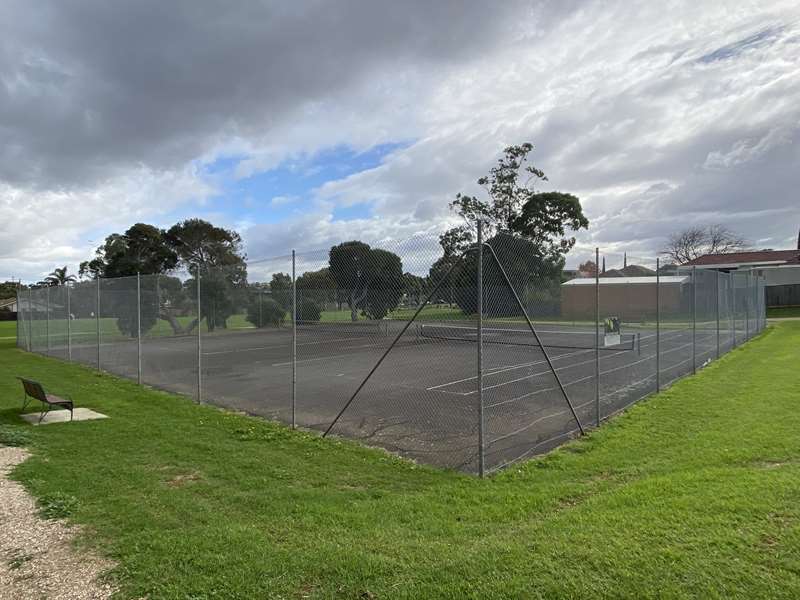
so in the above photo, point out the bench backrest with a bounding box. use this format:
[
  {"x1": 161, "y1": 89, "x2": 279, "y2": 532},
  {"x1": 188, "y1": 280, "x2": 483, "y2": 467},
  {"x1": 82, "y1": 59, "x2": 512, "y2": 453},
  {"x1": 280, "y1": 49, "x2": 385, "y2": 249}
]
[{"x1": 19, "y1": 378, "x2": 47, "y2": 402}]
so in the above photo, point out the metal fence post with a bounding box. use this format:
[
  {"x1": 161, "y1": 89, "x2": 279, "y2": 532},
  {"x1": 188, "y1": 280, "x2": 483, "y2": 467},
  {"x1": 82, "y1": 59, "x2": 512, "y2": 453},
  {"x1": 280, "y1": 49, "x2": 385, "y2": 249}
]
[
  {"x1": 595, "y1": 247, "x2": 600, "y2": 425},
  {"x1": 197, "y1": 269, "x2": 202, "y2": 403},
  {"x1": 46, "y1": 285, "x2": 50, "y2": 354},
  {"x1": 691, "y1": 266, "x2": 696, "y2": 374},
  {"x1": 745, "y1": 271, "x2": 751, "y2": 340},
  {"x1": 96, "y1": 277, "x2": 101, "y2": 369},
  {"x1": 137, "y1": 273, "x2": 142, "y2": 385},
  {"x1": 477, "y1": 220, "x2": 485, "y2": 477},
  {"x1": 656, "y1": 257, "x2": 660, "y2": 393},
  {"x1": 292, "y1": 249, "x2": 297, "y2": 429},
  {"x1": 66, "y1": 284, "x2": 72, "y2": 361},
  {"x1": 715, "y1": 270, "x2": 720, "y2": 359},
  {"x1": 731, "y1": 275, "x2": 737, "y2": 348},
  {"x1": 27, "y1": 287, "x2": 33, "y2": 351}
]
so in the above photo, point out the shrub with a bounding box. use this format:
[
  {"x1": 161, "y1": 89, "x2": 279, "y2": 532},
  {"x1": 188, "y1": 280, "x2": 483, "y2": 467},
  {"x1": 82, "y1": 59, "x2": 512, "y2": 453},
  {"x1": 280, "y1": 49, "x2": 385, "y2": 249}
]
[
  {"x1": 245, "y1": 296, "x2": 285, "y2": 328},
  {"x1": 298, "y1": 299, "x2": 322, "y2": 322}
]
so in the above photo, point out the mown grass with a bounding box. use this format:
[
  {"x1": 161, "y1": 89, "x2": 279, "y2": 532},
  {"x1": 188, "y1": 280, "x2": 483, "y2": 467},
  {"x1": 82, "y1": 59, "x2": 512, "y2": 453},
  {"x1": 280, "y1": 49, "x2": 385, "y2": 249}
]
[
  {"x1": 1, "y1": 320, "x2": 799, "y2": 598},
  {"x1": 768, "y1": 306, "x2": 800, "y2": 319}
]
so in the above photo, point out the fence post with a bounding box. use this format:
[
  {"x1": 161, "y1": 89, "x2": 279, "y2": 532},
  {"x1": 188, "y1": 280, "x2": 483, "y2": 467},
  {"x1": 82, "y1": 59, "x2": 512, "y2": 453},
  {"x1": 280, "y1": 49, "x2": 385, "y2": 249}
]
[
  {"x1": 137, "y1": 273, "x2": 142, "y2": 385},
  {"x1": 96, "y1": 277, "x2": 101, "y2": 369},
  {"x1": 691, "y1": 266, "x2": 696, "y2": 374},
  {"x1": 595, "y1": 248, "x2": 600, "y2": 426},
  {"x1": 731, "y1": 275, "x2": 737, "y2": 348},
  {"x1": 292, "y1": 249, "x2": 297, "y2": 429},
  {"x1": 66, "y1": 284, "x2": 72, "y2": 361},
  {"x1": 258, "y1": 289, "x2": 263, "y2": 328},
  {"x1": 715, "y1": 270, "x2": 720, "y2": 359},
  {"x1": 27, "y1": 287, "x2": 33, "y2": 351},
  {"x1": 745, "y1": 271, "x2": 751, "y2": 340},
  {"x1": 196, "y1": 269, "x2": 202, "y2": 403},
  {"x1": 46, "y1": 285, "x2": 50, "y2": 354},
  {"x1": 477, "y1": 220, "x2": 485, "y2": 477},
  {"x1": 656, "y1": 257, "x2": 660, "y2": 393}
]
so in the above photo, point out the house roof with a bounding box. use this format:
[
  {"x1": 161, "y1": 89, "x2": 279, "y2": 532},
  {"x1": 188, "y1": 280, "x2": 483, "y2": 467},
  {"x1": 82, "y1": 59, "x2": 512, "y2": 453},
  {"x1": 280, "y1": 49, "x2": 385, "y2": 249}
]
[
  {"x1": 563, "y1": 276, "x2": 687, "y2": 286},
  {"x1": 683, "y1": 249, "x2": 800, "y2": 267}
]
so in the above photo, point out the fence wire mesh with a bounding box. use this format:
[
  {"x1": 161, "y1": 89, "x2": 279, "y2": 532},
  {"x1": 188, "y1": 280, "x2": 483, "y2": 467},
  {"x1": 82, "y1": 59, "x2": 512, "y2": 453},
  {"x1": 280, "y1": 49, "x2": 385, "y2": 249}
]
[{"x1": 17, "y1": 227, "x2": 768, "y2": 475}]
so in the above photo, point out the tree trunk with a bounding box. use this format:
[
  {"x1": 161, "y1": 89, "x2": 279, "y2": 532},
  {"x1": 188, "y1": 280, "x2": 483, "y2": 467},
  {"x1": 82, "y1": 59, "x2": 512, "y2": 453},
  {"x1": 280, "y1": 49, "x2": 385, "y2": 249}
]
[{"x1": 159, "y1": 311, "x2": 184, "y2": 335}]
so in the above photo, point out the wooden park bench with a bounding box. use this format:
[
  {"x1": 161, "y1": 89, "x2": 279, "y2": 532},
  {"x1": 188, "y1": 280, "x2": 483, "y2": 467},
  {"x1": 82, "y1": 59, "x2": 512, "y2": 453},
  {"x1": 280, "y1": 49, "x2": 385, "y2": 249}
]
[{"x1": 17, "y1": 377, "x2": 74, "y2": 423}]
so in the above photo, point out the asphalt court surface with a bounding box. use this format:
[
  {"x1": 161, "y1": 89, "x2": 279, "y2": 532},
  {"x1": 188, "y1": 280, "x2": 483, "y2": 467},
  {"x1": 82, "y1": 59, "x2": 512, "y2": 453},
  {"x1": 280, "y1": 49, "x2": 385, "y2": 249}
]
[{"x1": 36, "y1": 317, "x2": 754, "y2": 472}]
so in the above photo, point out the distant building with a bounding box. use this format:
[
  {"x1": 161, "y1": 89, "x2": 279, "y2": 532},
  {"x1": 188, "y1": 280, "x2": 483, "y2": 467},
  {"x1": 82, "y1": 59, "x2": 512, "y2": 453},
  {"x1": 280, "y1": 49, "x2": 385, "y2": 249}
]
[
  {"x1": 561, "y1": 275, "x2": 689, "y2": 322},
  {"x1": 683, "y1": 245, "x2": 800, "y2": 308}
]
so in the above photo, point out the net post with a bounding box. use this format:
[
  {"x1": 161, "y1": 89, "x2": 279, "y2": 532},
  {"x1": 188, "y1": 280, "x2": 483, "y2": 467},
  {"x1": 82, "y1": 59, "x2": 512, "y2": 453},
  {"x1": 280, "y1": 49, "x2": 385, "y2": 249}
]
[
  {"x1": 46, "y1": 285, "x2": 50, "y2": 354},
  {"x1": 258, "y1": 289, "x2": 263, "y2": 328},
  {"x1": 196, "y1": 268, "x2": 202, "y2": 403},
  {"x1": 137, "y1": 272, "x2": 142, "y2": 385},
  {"x1": 66, "y1": 284, "x2": 72, "y2": 361},
  {"x1": 715, "y1": 269, "x2": 720, "y2": 359},
  {"x1": 292, "y1": 249, "x2": 297, "y2": 429},
  {"x1": 96, "y1": 277, "x2": 101, "y2": 370},
  {"x1": 477, "y1": 220, "x2": 485, "y2": 478},
  {"x1": 595, "y1": 247, "x2": 600, "y2": 427},
  {"x1": 656, "y1": 257, "x2": 660, "y2": 393}
]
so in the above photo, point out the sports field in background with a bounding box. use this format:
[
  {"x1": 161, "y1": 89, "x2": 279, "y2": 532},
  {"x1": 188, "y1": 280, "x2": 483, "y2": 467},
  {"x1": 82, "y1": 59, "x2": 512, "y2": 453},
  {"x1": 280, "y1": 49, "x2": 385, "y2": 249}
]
[{"x1": 1, "y1": 320, "x2": 799, "y2": 598}]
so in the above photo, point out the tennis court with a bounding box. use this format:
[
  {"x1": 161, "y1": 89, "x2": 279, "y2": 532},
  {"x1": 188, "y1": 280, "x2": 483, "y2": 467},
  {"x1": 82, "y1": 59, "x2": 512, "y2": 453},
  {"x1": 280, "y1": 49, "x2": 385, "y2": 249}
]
[
  {"x1": 43, "y1": 317, "x2": 730, "y2": 472},
  {"x1": 17, "y1": 231, "x2": 767, "y2": 474}
]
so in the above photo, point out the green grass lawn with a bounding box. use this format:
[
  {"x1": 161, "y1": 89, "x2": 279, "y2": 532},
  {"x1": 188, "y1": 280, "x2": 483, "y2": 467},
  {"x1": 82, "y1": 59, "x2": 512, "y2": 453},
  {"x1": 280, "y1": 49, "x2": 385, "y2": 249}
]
[
  {"x1": 768, "y1": 306, "x2": 800, "y2": 319},
  {"x1": 1, "y1": 320, "x2": 799, "y2": 598}
]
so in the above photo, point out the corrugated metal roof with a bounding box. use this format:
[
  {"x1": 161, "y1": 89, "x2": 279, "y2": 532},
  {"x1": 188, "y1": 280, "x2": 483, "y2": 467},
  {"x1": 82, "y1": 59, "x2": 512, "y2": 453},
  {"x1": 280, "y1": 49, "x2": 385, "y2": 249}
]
[{"x1": 562, "y1": 276, "x2": 687, "y2": 286}]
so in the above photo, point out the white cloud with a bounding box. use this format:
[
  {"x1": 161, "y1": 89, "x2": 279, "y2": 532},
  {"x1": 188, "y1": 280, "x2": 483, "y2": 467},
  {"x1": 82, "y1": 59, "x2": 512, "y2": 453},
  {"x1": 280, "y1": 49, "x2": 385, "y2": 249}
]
[{"x1": 2, "y1": 0, "x2": 800, "y2": 282}]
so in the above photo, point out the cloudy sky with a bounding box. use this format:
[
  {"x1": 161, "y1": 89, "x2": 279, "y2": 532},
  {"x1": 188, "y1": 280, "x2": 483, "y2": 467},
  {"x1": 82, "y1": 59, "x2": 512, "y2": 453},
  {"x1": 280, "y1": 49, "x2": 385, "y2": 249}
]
[{"x1": 1, "y1": 0, "x2": 799, "y2": 282}]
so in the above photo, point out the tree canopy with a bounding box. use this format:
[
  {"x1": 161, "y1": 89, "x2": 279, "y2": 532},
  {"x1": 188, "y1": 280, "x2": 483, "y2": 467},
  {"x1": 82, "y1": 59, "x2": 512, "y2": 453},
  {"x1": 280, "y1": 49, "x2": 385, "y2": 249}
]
[
  {"x1": 79, "y1": 223, "x2": 178, "y2": 279},
  {"x1": 328, "y1": 241, "x2": 404, "y2": 320},
  {"x1": 662, "y1": 225, "x2": 747, "y2": 264},
  {"x1": 436, "y1": 143, "x2": 588, "y2": 317}
]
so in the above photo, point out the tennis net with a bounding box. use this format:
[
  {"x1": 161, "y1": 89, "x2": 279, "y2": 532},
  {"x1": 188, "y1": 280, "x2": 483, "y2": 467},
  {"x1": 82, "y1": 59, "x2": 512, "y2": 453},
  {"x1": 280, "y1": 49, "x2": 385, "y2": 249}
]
[{"x1": 417, "y1": 323, "x2": 636, "y2": 351}]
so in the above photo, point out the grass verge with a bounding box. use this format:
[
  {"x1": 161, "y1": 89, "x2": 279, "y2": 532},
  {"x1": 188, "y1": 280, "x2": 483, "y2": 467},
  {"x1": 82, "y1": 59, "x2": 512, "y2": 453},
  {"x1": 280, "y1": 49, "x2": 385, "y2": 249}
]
[
  {"x1": 1, "y1": 321, "x2": 799, "y2": 598},
  {"x1": 768, "y1": 306, "x2": 800, "y2": 319}
]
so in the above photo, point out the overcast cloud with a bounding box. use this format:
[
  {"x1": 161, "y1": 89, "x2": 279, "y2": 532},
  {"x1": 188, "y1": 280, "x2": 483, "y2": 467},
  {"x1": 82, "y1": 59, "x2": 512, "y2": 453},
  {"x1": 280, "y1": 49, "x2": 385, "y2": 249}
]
[{"x1": 1, "y1": 0, "x2": 798, "y2": 281}]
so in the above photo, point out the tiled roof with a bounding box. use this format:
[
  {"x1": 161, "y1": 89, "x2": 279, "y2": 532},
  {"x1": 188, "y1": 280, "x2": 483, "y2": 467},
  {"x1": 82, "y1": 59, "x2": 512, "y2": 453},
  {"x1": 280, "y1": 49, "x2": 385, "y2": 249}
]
[{"x1": 683, "y1": 249, "x2": 800, "y2": 266}]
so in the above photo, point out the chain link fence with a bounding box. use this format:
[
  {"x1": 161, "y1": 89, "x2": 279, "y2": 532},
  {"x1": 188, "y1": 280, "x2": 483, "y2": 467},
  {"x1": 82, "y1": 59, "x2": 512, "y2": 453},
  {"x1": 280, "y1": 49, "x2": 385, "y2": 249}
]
[{"x1": 17, "y1": 225, "x2": 767, "y2": 475}]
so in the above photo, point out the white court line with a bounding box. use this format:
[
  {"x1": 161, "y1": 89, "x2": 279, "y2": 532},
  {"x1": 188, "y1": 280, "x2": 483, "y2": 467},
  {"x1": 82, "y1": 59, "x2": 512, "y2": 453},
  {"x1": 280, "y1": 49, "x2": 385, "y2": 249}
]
[
  {"x1": 486, "y1": 337, "x2": 698, "y2": 409},
  {"x1": 204, "y1": 334, "x2": 380, "y2": 356},
  {"x1": 425, "y1": 348, "x2": 594, "y2": 391},
  {"x1": 426, "y1": 327, "x2": 673, "y2": 394}
]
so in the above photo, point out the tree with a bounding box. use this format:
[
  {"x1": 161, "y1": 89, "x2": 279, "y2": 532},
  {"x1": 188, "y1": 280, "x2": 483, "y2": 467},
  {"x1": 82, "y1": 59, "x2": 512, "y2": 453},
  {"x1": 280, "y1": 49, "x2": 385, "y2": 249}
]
[
  {"x1": 166, "y1": 219, "x2": 248, "y2": 332},
  {"x1": 45, "y1": 266, "x2": 77, "y2": 286},
  {"x1": 434, "y1": 143, "x2": 588, "y2": 316},
  {"x1": 663, "y1": 225, "x2": 748, "y2": 264},
  {"x1": 403, "y1": 273, "x2": 426, "y2": 306},
  {"x1": 269, "y1": 273, "x2": 292, "y2": 310},
  {"x1": 444, "y1": 143, "x2": 588, "y2": 255},
  {"x1": 296, "y1": 268, "x2": 336, "y2": 306},
  {"x1": 328, "y1": 241, "x2": 404, "y2": 321},
  {"x1": 362, "y1": 249, "x2": 404, "y2": 320},
  {"x1": 79, "y1": 224, "x2": 178, "y2": 279},
  {"x1": 0, "y1": 281, "x2": 20, "y2": 300},
  {"x1": 80, "y1": 224, "x2": 182, "y2": 335},
  {"x1": 578, "y1": 260, "x2": 598, "y2": 277}
]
